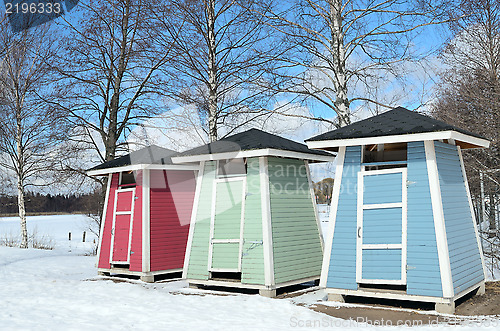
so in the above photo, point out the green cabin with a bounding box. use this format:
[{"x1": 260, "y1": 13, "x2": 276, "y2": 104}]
[{"x1": 172, "y1": 129, "x2": 334, "y2": 297}]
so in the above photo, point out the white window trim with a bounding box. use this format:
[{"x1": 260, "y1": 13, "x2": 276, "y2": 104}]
[
  {"x1": 96, "y1": 173, "x2": 112, "y2": 268},
  {"x1": 141, "y1": 169, "x2": 151, "y2": 273},
  {"x1": 182, "y1": 162, "x2": 205, "y2": 279},
  {"x1": 319, "y1": 146, "x2": 346, "y2": 288},
  {"x1": 260, "y1": 157, "x2": 275, "y2": 287},
  {"x1": 425, "y1": 140, "x2": 454, "y2": 298}
]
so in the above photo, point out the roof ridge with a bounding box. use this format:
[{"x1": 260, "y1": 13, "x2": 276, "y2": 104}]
[{"x1": 176, "y1": 128, "x2": 332, "y2": 158}]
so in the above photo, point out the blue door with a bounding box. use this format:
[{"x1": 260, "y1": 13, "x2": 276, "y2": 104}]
[{"x1": 357, "y1": 168, "x2": 407, "y2": 285}]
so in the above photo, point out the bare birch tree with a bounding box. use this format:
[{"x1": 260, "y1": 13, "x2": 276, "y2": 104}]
[
  {"x1": 34, "y1": 0, "x2": 182, "y2": 236},
  {"x1": 432, "y1": 0, "x2": 500, "y2": 275},
  {"x1": 252, "y1": 0, "x2": 453, "y2": 127},
  {"x1": 433, "y1": 0, "x2": 500, "y2": 227},
  {"x1": 50, "y1": 0, "x2": 178, "y2": 168},
  {"x1": 0, "y1": 20, "x2": 65, "y2": 248},
  {"x1": 158, "y1": 0, "x2": 282, "y2": 141}
]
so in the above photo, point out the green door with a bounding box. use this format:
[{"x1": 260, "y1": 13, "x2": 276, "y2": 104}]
[{"x1": 209, "y1": 178, "x2": 246, "y2": 272}]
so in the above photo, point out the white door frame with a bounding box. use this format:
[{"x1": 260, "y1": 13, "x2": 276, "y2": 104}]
[
  {"x1": 208, "y1": 176, "x2": 247, "y2": 273},
  {"x1": 356, "y1": 168, "x2": 408, "y2": 285},
  {"x1": 110, "y1": 187, "x2": 136, "y2": 264}
]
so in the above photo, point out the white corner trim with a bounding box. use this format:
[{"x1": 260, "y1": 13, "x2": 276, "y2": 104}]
[
  {"x1": 182, "y1": 161, "x2": 205, "y2": 279},
  {"x1": 260, "y1": 157, "x2": 275, "y2": 286},
  {"x1": 206, "y1": 166, "x2": 219, "y2": 271},
  {"x1": 320, "y1": 146, "x2": 346, "y2": 288},
  {"x1": 96, "y1": 173, "x2": 112, "y2": 268},
  {"x1": 238, "y1": 177, "x2": 247, "y2": 272},
  {"x1": 306, "y1": 131, "x2": 490, "y2": 150},
  {"x1": 305, "y1": 160, "x2": 324, "y2": 250},
  {"x1": 401, "y1": 168, "x2": 408, "y2": 285},
  {"x1": 457, "y1": 146, "x2": 487, "y2": 279},
  {"x1": 425, "y1": 140, "x2": 454, "y2": 298},
  {"x1": 171, "y1": 148, "x2": 335, "y2": 164},
  {"x1": 359, "y1": 168, "x2": 407, "y2": 176},
  {"x1": 145, "y1": 164, "x2": 200, "y2": 170},
  {"x1": 142, "y1": 169, "x2": 151, "y2": 273},
  {"x1": 127, "y1": 188, "x2": 136, "y2": 265}
]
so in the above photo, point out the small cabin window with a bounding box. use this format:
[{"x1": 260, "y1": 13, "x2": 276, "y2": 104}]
[
  {"x1": 363, "y1": 143, "x2": 407, "y2": 170},
  {"x1": 217, "y1": 159, "x2": 246, "y2": 177},
  {"x1": 120, "y1": 171, "x2": 136, "y2": 186}
]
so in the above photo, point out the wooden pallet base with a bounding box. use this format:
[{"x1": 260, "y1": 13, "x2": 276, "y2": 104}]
[
  {"x1": 326, "y1": 281, "x2": 485, "y2": 314},
  {"x1": 187, "y1": 275, "x2": 319, "y2": 298},
  {"x1": 97, "y1": 268, "x2": 182, "y2": 283}
]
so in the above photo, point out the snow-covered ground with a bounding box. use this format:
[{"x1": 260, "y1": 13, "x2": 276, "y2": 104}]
[
  {"x1": 0, "y1": 214, "x2": 98, "y2": 253},
  {"x1": 0, "y1": 214, "x2": 498, "y2": 330}
]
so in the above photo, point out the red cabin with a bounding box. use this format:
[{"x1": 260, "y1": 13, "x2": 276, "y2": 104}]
[{"x1": 88, "y1": 146, "x2": 198, "y2": 282}]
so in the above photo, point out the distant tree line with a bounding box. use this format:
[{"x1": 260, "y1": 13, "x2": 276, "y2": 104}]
[{"x1": 0, "y1": 192, "x2": 101, "y2": 215}]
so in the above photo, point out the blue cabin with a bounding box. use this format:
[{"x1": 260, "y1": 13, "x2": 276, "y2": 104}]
[{"x1": 306, "y1": 107, "x2": 490, "y2": 313}]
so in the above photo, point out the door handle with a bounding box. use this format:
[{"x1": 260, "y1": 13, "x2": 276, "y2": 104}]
[{"x1": 357, "y1": 227, "x2": 361, "y2": 238}]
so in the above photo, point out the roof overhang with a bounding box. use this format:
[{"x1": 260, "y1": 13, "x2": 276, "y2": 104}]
[
  {"x1": 171, "y1": 148, "x2": 335, "y2": 164},
  {"x1": 306, "y1": 130, "x2": 490, "y2": 151},
  {"x1": 87, "y1": 163, "x2": 200, "y2": 176}
]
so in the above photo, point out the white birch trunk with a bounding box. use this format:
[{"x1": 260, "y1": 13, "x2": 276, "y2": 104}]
[
  {"x1": 16, "y1": 114, "x2": 28, "y2": 249},
  {"x1": 330, "y1": 0, "x2": 350, "y2": 127},
  {"x1": 17, "y1": 177, "x2": 28, "y2": 249},
  {"x1": 207, "y1": 0, "x2": 218, "y2": 142}
]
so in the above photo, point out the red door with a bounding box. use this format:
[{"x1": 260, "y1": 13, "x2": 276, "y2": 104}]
[{"x1": 110, "y1": 188, "x2": 135, "y2": 263}]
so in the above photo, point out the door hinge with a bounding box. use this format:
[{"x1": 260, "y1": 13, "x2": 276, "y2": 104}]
[
  {"x1": 406, "y1": 265, "x2": 416, "y2": 270},
  {"x1": 406, "y1": 180, "x2": 416, "y2": 187},
  {"x1": 134, "y1": 196, "x2": 139, "y2": 200}
]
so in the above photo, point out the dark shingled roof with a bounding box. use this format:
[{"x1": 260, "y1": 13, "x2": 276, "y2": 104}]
[
  {"x1": 88, "y1": 145, "x2": 177, "y2": 172},
  {"x1": 176, "y1": 128, "x2": 332, "y2": 157},
  {"x1": 306, "y1": 107, "x2": 485, "y2": 142}
]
